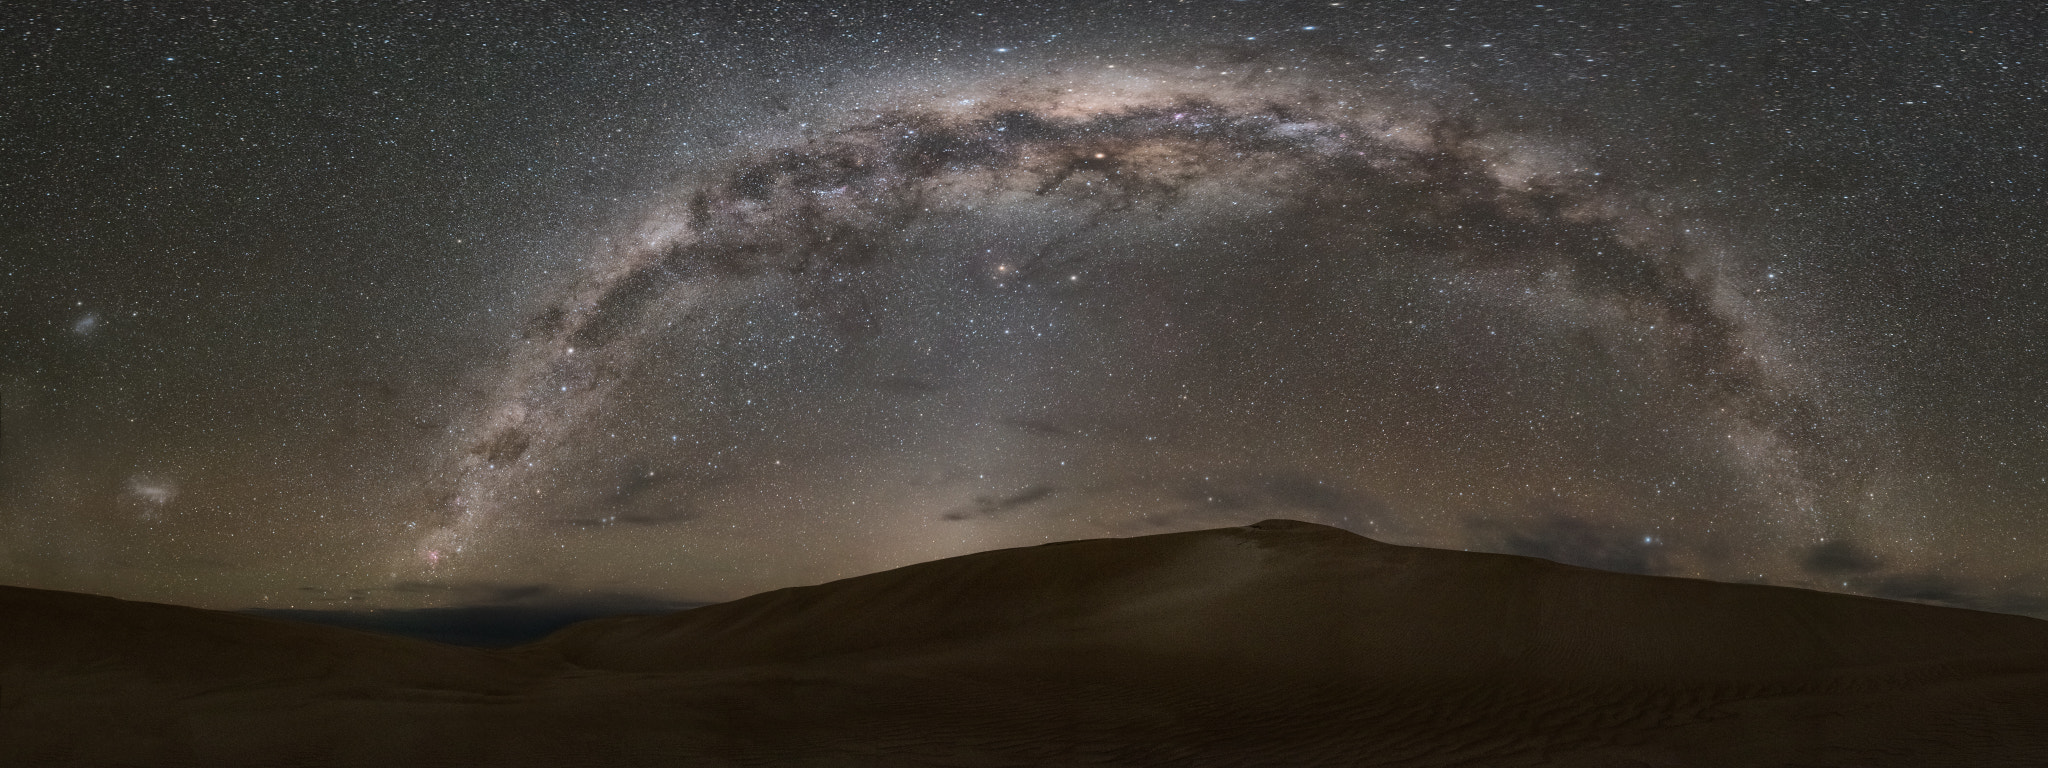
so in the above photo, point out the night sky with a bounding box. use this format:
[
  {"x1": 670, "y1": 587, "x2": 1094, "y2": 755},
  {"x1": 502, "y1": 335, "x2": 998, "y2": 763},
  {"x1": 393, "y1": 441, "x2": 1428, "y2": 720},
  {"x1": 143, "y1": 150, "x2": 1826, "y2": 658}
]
[{"x1": 4, "y1": 1, "x2": 2044, "y2": 616}]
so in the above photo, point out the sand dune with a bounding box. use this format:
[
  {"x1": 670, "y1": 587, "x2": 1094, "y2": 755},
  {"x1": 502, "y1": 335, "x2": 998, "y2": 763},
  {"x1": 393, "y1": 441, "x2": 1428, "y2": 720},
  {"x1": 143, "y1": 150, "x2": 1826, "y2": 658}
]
[{"x1": 7, "y1": 520, "x2": 2047, "y2": 766}]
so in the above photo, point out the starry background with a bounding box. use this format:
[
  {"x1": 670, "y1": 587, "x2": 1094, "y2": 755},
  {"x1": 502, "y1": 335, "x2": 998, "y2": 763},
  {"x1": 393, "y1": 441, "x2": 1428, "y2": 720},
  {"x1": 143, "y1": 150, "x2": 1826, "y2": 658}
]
[{"x1": 2, "y1": 0, "x2": 2044, "y2": 618}]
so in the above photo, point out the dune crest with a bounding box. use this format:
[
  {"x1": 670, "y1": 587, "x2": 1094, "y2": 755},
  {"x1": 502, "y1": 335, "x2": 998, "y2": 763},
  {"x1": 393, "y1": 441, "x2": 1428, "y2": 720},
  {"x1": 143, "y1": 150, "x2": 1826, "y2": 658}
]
[{"x1": 7, "y1": 520, "x2": 2048, "y2": 766}]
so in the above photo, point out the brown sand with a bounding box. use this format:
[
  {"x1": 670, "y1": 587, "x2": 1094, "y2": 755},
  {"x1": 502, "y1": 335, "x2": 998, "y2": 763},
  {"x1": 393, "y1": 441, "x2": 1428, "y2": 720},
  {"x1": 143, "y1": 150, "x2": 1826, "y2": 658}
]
[{"x1": 6, "y1": 520, "x2": 2047, "y2": 766}]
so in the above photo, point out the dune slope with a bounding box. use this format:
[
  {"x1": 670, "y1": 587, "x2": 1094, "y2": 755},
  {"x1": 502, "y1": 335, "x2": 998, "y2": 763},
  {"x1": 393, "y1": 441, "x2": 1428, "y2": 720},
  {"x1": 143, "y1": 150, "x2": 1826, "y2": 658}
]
[{"x1": 7, "y1": 520, "x2": 2048, "y2": 766}]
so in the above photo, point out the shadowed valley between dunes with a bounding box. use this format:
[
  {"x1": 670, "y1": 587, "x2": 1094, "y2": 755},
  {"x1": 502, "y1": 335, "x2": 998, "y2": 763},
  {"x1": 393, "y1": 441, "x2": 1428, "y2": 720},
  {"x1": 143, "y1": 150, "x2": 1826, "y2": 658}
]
[{"x1": 6, "y1": 520, "x2": 2048, "y2": 766}]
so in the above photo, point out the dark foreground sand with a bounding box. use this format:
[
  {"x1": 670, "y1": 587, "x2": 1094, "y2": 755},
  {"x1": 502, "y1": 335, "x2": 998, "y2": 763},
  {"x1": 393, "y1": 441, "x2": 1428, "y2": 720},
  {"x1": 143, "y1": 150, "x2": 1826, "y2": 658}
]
[{"x1": 6, "y1": 520, "x2": 2047, "y2": 766}]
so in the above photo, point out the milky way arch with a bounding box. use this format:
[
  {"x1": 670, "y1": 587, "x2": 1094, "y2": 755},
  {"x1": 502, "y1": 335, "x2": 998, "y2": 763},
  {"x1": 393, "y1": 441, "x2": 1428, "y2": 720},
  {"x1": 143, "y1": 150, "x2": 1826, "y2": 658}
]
[{"x1": 407, "y1": 77, "x2": 1812, "y2": 570}]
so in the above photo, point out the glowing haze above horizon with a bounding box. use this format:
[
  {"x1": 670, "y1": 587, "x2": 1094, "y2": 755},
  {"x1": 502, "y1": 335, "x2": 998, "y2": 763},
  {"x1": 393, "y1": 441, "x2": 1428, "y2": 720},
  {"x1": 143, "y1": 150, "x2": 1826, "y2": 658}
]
[{"x1": 3, "y1": 0, "x2": 2044, "y2": 615}]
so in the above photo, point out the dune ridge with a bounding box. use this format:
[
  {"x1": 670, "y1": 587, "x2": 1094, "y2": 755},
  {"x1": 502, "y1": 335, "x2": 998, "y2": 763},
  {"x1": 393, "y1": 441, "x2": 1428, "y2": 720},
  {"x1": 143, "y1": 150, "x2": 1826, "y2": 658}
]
[{"x1": 6, "y1": 520, "x2": 2047, "y2": 766}]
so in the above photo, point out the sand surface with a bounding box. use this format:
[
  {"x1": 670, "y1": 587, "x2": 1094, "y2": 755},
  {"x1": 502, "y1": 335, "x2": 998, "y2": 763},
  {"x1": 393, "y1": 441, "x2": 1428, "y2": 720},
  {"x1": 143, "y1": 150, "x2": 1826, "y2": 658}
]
[{"x1": 6, "y1": 520, "x2": 2047, "y2": 766}]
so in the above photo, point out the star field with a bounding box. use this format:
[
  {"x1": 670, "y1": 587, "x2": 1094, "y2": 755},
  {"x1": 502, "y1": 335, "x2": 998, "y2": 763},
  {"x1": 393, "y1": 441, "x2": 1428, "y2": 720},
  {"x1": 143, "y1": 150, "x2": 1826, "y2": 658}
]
[{"x1": 2, "y1": 0, "x2": 2044, "y2": 614}]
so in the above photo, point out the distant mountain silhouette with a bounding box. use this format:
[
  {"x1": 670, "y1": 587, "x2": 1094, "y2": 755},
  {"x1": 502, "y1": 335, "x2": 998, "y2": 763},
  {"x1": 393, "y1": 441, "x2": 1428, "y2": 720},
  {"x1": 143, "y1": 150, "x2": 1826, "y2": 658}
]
[
  {"x1": 248, "y1": 600, "x2": 704, "y2": 648},
  {"x1": 6, "y1": 520, "x2": 2047, "y2": 765}
]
